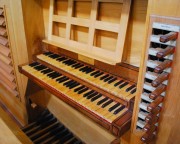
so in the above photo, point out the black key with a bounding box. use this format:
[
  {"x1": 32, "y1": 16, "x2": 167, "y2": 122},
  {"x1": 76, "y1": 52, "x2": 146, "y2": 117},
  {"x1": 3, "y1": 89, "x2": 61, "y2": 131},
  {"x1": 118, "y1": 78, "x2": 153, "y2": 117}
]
[
  {"x1": 83, "y1": 67, "x2": 91, "y2": 73},
  {"x1": 87, "y1": 92, "x2": 98, "y2": 99},
  {"x1": 68, "y1": 60, "x2": 77, "y2": 66},
  {"x1": 130, "y1": 88, "x2": 136, "y2": 94},
  {"x1": 74, "y1": 85, "x2": 85, "y2": 92},
  {"x1": 56, "y1": 76, "x2": 66, "y2": 82},
  {"x1": 78, "y1": 87, "x2": 89, "y2": 94},
  {"x1": 75, "y1": 64, "x2": 84, "y2": 69},
  {"x1": 47, "y1": 71, "x2": 57, "y2": 77},
  {"x1": 114, "y1": 80, "x2": 124, "y2": 87},
  {"x1": 59, "y1": 133, "x2": 74, "y2": 143},
  {"x1": 100, "y1": 74, "x2": 109, "y2": 80},
  {"x1": 104, "y1": 76, "x2": 114, "y2": 82},
  {"x1": 81, "y1": 66, "x2": 89, "y2": 72},
  {"x1": 63, "y1": 80, "x2": 74, "y2": 86},
  {"x1": 94, "y1": 72, "x2": 104, "y2": 78},
  {"x1": 48, "y1": 54, "x2": 60, "y2": 59},
  {"x1": 108, "y1": 77, "x2": 117, "y2": 84},
  {"x1": 29, "y1": 62, "x2": 39, "y2": 67},
  {"x1": 109, "y1": 103, "x2": 120, "y2": 112},
  {"x1": 114, "y1": 105, "x2": 125, "y2": 114},
  {"x1": 51, "y1": 73, "x2": 61, "y2": 79},
  {"x1": 79, "y1": 66, "x2": 88, "y2": 71},
  {"x1": 91, "y1": 94, "x2": 102, "y2": 102},
  {"x1": 34, "y1": 65, "x2": 47, "y2": 71},
  {"x1": 126, "y1": 84, "x2": 136, "y2": 92},
  {"x1": 90, "y1": 70, "x2": 100, "y2": 76},
  {"x1": 43, "y1": 51, "x2": 53, "y2": 56},
  {"x1": 102, "y1": 99, "x2": 113, "y2": 108},
  {"x1": 72, "y1": 63, "x2": 80, "y2": 68},
  {"x1": 56, "y1": 57, "x2": 67, "y2": 62},
  {"x1": 97, "y1": 97, "x2": 108, "y2": 105},
  {"x1": 62, "y1": 59, "x2": 70, "y2": 64},
  {"x1": 119, "y1": 82, "x2": 129, "y2": 89},
  {"x1": 86, "y1": 68, "x2": 95, "y2": 74},
  {"x1": 69, "y1": 83, "x2": 80, "y2": 89},
  {"x1": 41, "y1": 68, "x2": 53, "y2": 74},
  {"x1": 66, "y1": 81, "x2": 77, "y2": 87},
  {"x1": 58, "y1": 77, "x2": 69, "y2": 83},
  {"x1": 83, "y1": 90, "x2": 95, "y2": 97}
]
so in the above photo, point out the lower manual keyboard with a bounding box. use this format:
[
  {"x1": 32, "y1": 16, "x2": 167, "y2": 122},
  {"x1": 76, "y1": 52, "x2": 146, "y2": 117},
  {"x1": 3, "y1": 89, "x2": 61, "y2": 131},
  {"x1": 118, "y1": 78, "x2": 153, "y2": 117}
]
[{"x1": 19, "y1": 62, "x2": 132, "y2": 136}]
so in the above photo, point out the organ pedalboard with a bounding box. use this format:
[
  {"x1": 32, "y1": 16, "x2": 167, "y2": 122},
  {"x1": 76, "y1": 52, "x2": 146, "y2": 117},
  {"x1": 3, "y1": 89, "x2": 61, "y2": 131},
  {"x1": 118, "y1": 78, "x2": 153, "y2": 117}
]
[
  {"x1": 18, "y1": 51, "x2": 137, "y2": 137},
  {"x1": 135, "y1": 16, "x2": 179, "y2": 143}
]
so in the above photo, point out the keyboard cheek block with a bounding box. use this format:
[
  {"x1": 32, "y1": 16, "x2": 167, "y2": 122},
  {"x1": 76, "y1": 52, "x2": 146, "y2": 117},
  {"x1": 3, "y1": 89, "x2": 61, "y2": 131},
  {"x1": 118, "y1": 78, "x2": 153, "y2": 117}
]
[{"x1": 18, "y1": 63, "x2": 132, "y2": 137}]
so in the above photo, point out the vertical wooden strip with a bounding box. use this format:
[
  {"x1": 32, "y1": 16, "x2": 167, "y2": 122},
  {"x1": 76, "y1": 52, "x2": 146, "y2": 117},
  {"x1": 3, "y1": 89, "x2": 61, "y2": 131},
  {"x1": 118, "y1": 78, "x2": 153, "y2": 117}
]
[
  {"x1": 48, "y1": 0, "x2": 54, "y2": 40},
  {"x1": 88, "y1": 0, "x2": 98, "y2": 51},
  {"x1": 66, "y1": 0, "x2": 73, "y2": 43},
  {"x1": 116, "y1": 0, "x2": 131, "y2": 62}
]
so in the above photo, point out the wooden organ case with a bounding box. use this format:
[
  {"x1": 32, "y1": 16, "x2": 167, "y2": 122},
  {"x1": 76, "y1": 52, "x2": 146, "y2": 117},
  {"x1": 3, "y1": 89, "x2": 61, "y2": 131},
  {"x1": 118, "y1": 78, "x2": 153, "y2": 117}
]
[{"x1": 0, "y1": 0, "x2": 180, "y2": 144}]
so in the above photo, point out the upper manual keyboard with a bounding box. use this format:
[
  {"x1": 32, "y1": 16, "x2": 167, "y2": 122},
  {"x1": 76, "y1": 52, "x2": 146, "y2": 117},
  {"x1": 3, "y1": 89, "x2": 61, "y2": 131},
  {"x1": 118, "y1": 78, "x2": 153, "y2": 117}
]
[{"x1": 36, "y1": 52, "x2": 137, "y2": 101}]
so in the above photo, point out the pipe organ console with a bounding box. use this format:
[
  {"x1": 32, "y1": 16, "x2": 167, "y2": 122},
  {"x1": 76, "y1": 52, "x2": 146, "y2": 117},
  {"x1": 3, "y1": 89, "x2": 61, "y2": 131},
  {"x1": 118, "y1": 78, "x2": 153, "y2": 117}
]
[{"x1": 0, "y1": 0, "x2": 180, "y2": 144}]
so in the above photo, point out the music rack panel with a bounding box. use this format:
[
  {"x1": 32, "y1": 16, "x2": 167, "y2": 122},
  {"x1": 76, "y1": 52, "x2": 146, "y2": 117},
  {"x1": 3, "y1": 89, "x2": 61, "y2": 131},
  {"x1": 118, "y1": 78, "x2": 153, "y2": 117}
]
[
  {"x1": 135, "y1": 15, "x2": 180, "y2": 143},
  {"x1": 0, "y1": 7, "x2": 19, "y2": 98},
  {"x1": 44, "y1": 0, "x2": 131, "y2": 65}
]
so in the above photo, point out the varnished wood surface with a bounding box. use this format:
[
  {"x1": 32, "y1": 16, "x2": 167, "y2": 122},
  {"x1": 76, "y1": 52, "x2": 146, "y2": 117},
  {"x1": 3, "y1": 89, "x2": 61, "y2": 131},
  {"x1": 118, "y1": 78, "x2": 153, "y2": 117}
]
[{"x1": 0, "y1": 103, "x2": 32, "y2": 144}]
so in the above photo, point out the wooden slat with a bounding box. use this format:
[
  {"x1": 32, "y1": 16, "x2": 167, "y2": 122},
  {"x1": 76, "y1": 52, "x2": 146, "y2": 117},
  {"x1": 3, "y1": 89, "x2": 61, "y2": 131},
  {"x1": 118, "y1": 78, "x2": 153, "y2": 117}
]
[
  {"x1": 65, "y1": 0, "x2": 73, "y2": 42},
  {"x1": 0, "y1": 80, "x2": 18, "y2": 97},
  {"x1": 74, "y1": 0, "x2": 123, "y2": 2},
  {"x1": 0, "y1": 52, "x2": 11, "y2": 65},
  {"x1": 0, "y1": 68, "x2": 15, "y2": 82},
  {"x1": 0, "y1": 9, "x2": 4, "y2": 16},
  {"x1": 52, "y1": 15, "x2": 67, "y2": 23},
  {"x1": 98, "y1": 0, "x2": 124, "y2": 3},
  {"x1": 88, "y1": 0, "x2": 98, "y2": 50},
  {"x1": 48, "y1": 0, "x2": 54, "y2": 40},
  {"x1": 0, "y1": 72, "x2": 17, "y2": 90},
  {"x1": 0, "y1": 36, "x2": 8, "y2": 46},
  {"x1": 0, "y1": 27, "x2": 7, "y2": 36},
  {"x1": 0, "y1": 60, "x2": 13, "y2": 74},
  {"x1": 115, "y1": 0, "x2": 131, "y2": 61},
  {"x1": 71, "y1": 17, "x2": 90, "y2": 27},
  {"x1": 0, "y1": 44, "x2": 10, "y2": 56},
  {"x1": 0, "y1": 17, "x2": 5, "y2": 26},
  {"x1": 95, "y1": 21, "x2": 119, "y2": 32}
]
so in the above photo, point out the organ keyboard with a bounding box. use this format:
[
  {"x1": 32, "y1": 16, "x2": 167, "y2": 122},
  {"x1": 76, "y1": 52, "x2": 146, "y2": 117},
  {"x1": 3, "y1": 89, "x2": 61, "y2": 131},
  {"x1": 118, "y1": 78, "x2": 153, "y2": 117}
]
[
  {"x1": 36, "y1": 52, "x2": 137, "y2": 102},
  {"x1": 19, "y1": 51, "x2": 136, "y2": 137}
]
